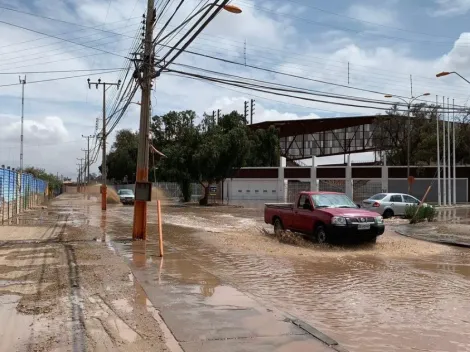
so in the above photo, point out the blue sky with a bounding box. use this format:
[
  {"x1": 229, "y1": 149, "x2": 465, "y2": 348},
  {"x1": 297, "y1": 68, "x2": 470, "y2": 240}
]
[{"x1": 0, "y1": 0, "x2": 469, "y2": 176}]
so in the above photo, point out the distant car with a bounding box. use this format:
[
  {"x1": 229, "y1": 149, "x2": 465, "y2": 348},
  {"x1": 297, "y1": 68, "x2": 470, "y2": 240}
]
[
  {"x1": 117, "y1": 189, "x2": 135, "y2": 205},
  {"x1": 362, "y1": 193, "x2": 431, "y2": 218}
]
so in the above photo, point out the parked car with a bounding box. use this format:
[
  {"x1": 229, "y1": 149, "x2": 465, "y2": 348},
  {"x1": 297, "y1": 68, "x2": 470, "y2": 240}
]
[
  {"x1": 117, "y1": 189, "x2": 135, "y2": 205},
  {"x1": 362, "y1": 193, "x2": 431, "y2": 218},
  {"x1": 264, "y1": 191, "x2": 385, "y2": 244}
]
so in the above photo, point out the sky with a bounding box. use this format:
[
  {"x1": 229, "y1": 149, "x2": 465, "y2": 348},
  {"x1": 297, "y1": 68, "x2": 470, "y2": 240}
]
[{"x1": 0, "y1": 0, "x2": 469, "y2": 177}]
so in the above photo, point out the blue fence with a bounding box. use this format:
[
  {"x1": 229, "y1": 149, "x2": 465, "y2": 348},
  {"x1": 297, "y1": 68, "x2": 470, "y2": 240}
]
[{"x1": 0, "y1": 167, "x2": 48, "y2": 224}]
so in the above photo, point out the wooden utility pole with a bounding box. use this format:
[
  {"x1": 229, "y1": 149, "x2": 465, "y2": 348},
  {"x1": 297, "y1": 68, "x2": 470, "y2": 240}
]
[
  {"x1": 76, "y1": 158, "x2": 84, "y2": 193},
  {"x1": 132, "y1": 0, "x2": 156, "y2": 240},
  {"x1": 87, "y1": 79, "x2": 121, "y2": 210}
]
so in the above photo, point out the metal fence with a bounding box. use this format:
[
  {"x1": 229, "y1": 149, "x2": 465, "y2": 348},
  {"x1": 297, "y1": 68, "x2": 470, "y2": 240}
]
[
  {"x1": 0, "y1": 167, "x2": 48, "y2": 224},
  {"x1": 113, "y1": 182, "x2": 204, "y2": 202}
]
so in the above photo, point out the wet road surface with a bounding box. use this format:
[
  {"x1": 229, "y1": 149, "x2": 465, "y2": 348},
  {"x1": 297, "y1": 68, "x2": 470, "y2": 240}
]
[{"x1": 96, "y1": 202, "x2": 470, "y2": 352}]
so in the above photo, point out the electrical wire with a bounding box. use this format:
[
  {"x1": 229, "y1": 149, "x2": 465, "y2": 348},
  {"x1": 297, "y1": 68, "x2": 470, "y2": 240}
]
[
  {"x1": 0, "y1": 19, "x2": 130, "y2": 59},
  {"x1": 0, "y1": 68, "x2": 126, "y2": 75},
  {"x1": 0, "y1": 70, "x2": 123, "y2": 88},
  {"x1": 157, "y1": 43, "x2": 470, "y2": 109}
]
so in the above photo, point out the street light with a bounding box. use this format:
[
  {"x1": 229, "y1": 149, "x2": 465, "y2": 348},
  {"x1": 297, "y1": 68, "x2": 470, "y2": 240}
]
[
  {"x1": 384, "y1": 92, "x2": 431, "y2": 194},
  {"x1": 154, "y1": 3, "x2": 242, "y2": 45},
  {"x1": 436, "y1": 71, "x2": 470, "y2": 84}
]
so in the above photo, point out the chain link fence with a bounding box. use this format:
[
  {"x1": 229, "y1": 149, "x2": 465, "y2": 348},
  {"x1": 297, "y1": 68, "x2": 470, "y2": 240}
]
[
  {"x1": 0, "y1": 167, "x2": 49, "y2": 224},
  {"x1": 352, "y1": 180, "x2": 383, "y2": 202}
]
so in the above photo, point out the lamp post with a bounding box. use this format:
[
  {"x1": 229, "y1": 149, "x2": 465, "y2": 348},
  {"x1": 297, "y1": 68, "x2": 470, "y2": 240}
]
[
  {"x1": 437, "y1": 71, "x2": 469, "y2": 205},
  {"x1": 384, "y1": 93, "x2": 431, "y2": 194}
]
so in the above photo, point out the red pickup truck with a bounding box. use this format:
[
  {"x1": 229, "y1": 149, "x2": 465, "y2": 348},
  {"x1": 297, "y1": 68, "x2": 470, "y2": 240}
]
[{"x1": 264, "y1": 191, "x2": 385, "y2": 244}]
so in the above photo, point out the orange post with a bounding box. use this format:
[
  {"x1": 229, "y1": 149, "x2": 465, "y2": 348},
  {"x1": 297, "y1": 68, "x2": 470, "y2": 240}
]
[
  {"x1": 411, "y1": 185, "x2": 432, "y2": 224},
  {"x1": 101, "y1": 184, "x2": 107, "y2": 211},
  {"x1": 157, "y1": 200, "x2": 163, "y2": 257}
]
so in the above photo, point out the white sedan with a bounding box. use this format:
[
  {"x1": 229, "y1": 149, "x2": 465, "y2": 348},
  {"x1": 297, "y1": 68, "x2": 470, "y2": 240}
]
[{"x1": 362, "y1": 193, "x2": 428, "y2": 218}]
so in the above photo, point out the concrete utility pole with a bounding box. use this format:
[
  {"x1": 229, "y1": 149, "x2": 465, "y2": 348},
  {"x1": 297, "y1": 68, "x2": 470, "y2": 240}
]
[
  {"x1": 244, "y1": 100, "x2": 248, "y2": 123},
  {"x1": 133, "y1": 0, "x2": 156, "y2": 240},
  {"x1": 76, "y1": 158, "x2": 84, "y2": 192},
  {"x1": 436, "y1": 95, "x2": 441, "y2": 206},
  {"x1": 250, "y1": 98, "x2": 255, "y2": 124},
  {"x1": 82, "y1": 134, "x2": 94, "y2": 185},
  {"x1": 87, "y1": 79, "x2": 121, "y2": 210},
  {"x1": 19, "y1": 76, "x2": 26, "y2": 172},
  {"x1": 442, "y1": 96, "x2": 447, "y2": 206}
]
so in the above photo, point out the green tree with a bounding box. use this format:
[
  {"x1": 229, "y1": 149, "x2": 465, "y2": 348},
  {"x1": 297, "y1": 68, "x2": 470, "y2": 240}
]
[
  {"x1": 151, "y1": 110, "x2": 199, "y2": 201},
  {"x1": 372, "y1": 104, "x2": 470, "y2": 165},
  {"x1": 103, "y1": 130, "x2": 138, "y2": 183},
  {"x1": 23, "y1": 167, "x2": 63, "y2": 194}
]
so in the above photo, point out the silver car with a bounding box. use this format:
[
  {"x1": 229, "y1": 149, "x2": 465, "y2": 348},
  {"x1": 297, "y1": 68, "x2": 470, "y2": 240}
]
[{"x1": 362, "y1": 193, "x2": 423, "y2": 218}]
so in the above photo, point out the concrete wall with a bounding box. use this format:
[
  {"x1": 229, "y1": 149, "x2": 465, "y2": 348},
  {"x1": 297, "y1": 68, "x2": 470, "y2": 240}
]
[
  {"x1": 223, "y1": 179, "x2": 286, "y2": 201},
  {"x1": 389, "y1": 179, "x2": 468, "y2": 203}
]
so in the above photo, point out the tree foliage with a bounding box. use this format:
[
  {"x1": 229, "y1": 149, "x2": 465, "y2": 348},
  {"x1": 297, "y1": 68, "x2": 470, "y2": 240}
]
[
  {"x1": 372, "y1": 104, "x2": 470, "y2": 166},
  {"x1": 103, "y1": 130, "x2": 138, "y2": 183},
  {"x1": 150, "y1": 109, "x2": 279, "y2": 204},
  {"x1": 23, "y1": 167, "x2": 63, "y2": 193}
]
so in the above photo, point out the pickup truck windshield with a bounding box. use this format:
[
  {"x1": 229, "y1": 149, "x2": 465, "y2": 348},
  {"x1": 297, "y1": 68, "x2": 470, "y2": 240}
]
[
  {"x1": 119, "y1": 190, "x2": 134, "y2": 195},
  {"x1": 311, "y1": 194, "x2": 357, "y2": 209}
]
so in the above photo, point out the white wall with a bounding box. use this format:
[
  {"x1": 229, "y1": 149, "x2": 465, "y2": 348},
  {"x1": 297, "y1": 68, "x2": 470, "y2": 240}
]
[{"x1": 224, "y1": 179, "x2": 286, "y2": 201}]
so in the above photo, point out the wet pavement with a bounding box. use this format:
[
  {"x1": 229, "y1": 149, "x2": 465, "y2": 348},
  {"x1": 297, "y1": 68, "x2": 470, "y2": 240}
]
[
  {"x1": 103, "y1": 200, "x2": 470, "y2": 352},
  {"x1": 4, "y1": 193, "x2": 470, "y2": 352}
]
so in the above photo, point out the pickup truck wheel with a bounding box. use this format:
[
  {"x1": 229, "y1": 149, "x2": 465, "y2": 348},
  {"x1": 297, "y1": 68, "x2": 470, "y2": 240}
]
[
  {"x1": 273, "y1": 218, "x2": 283, "y2": 236},
  {"x1": 314, "y1": 225, "x2": 328, "y2": 244}
]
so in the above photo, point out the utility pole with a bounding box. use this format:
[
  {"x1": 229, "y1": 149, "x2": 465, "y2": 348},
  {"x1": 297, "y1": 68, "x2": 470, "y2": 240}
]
[
  {"x1": 217, "y1": 109, "x2": 221, "y2": 124},
  {"x1": 19, "y1": 76, "x2": 26, "y2": 172},
  {"x1": 76, "y1": 158, "x2": 84, "y2": 193},
  {"x1": 250, "y1": 98, "x2": 255, "y2": 124},
  {"x1": 87, "y1": 78, "x2": 121, "y2": 210},
  {"x1": 244, "y1": 100, "x2": 248, "y2": 123},
  {"x1": 82, "y1": 134, "x2": 94, "y2": 185},
  {"x1": 18, "y1": 76, "x2": 26, "y2": 213},
  {"x1": 132, "y1": 0, "x2": 156, "y2": 240}
]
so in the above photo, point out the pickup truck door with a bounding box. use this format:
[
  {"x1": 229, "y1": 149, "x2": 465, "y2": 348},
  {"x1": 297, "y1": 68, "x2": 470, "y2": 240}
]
[{"x1": 293, "y1": 194, "x2": 313, "y2": 233}]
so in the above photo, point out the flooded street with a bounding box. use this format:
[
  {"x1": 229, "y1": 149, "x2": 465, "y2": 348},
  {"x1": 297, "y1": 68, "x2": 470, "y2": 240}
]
[{"x1": 98, "y1": 202, "x2": 470, "y2": 352}]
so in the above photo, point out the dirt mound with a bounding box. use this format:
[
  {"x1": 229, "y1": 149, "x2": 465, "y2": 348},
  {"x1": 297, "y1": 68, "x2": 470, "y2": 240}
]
[{"x1": 83, "y1": 185, "x2": 120, "y2": 204}]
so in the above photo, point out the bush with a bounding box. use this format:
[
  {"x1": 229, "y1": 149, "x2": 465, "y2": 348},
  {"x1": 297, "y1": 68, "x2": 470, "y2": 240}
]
[{"x1": 405, "y1": 204, "x2": 436, "y2": 223}]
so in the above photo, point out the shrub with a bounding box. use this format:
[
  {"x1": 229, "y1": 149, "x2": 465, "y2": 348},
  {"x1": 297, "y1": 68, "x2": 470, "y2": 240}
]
[{"x1": 405, "y1": 204, "x2": 436, "y2": 223}]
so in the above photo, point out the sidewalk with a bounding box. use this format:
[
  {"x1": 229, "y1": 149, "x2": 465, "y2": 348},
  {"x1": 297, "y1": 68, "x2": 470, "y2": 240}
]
[
  {"x1": 395, "y1": 223, "x2": 470, "y2": 247},
  {"x1": 0, "y1": 195, "x2": 169, "y2": 351},
  {"x1": 0, "y1": 193, "x2": 346, "y2": 351}
]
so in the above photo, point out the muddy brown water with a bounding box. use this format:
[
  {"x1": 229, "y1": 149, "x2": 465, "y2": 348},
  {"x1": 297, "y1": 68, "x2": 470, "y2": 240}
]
[{"x1": 85, "y1": 202, "x2": 470, "y2": 352}]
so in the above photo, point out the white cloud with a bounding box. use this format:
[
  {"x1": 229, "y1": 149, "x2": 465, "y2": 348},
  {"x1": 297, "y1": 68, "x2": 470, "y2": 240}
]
[
  {"x1": 347, "y1": 4, "x2": 398, "y2": 26},
  {"x1": 1, "y1": 0, "x2": 470, "y2": 174},
  {"x1": 430, "y1": 0, "x2": 470, "y2": 16}
]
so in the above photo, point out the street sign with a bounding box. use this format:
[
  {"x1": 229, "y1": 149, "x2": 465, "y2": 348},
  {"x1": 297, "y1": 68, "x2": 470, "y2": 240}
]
[{"x1": 209, "y1": 185, "x2": 217, "y2": 196}]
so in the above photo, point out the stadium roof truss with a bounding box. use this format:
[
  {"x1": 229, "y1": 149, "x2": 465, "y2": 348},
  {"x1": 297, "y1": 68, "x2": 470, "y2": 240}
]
[{"x1": 250, "y1": 115, "x2": 393, "y2": 160}]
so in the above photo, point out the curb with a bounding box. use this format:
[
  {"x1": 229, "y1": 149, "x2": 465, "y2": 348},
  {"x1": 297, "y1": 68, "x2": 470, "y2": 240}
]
[{"x1": 394, "y1": 229, "x2": 470, "y2": 248}]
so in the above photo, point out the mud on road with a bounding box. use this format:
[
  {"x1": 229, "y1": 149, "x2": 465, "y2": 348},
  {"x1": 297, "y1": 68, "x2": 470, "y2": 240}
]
[
  {"x1": 138, "y1": 203, "x2": 470, "y2": 352},
  {"x1": 0, "y1": 198, "x2": 169, "y2": 352}
]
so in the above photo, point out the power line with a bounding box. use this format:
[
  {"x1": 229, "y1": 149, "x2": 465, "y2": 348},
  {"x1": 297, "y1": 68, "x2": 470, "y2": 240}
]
[
  {"x1": 0, "y1": 70, "x2": 122, "y2": 88},
  {"x1": 0, "y1": 19, "x2": 130, "y2": 59},
  {"x1": 0, "y1": 68, "x2": 126, "y2": 75}
]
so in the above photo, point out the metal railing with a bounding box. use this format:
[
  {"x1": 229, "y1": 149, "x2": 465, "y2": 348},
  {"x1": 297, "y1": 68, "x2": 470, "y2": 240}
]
[{"x1": 0, "y1": 167, "x2": 48, "y2": 224}]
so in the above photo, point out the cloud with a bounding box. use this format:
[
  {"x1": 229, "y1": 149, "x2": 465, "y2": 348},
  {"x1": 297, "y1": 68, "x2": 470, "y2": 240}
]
[
  {"x1": 1, "y1": 116, "x2": 69, "y2": 144},
  {"x1": 347, "y1": 4, "x2": 398, "y2": 26},
  {"x1": 206, "y1": 96, "x2": 321, "y2": 123},
  {"x1": 430, "y1": 0, "x2": 470, "y2": 16}
]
